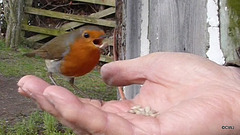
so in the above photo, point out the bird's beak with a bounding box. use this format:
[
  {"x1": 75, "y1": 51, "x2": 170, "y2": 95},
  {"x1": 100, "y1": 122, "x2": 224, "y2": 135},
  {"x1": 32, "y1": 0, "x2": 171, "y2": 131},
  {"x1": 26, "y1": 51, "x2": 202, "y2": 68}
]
[
  {"x1": 93, "y1": 35, "x2": 107, "y2": 48},
  {"x1": 99, "y1": 35, "x2": 107, "y2": 39}
]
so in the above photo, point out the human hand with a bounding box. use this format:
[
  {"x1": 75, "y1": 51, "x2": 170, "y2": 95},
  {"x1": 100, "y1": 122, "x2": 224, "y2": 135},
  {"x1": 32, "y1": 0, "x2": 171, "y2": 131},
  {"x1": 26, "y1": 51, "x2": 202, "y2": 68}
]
[{"x1": 18, "y1": 52, "x2": 240, "y2": 135}]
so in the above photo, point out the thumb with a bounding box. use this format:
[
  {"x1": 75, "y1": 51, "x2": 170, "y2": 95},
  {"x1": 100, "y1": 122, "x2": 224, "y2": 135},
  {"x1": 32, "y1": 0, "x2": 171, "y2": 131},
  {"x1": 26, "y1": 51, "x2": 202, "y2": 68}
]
[
  {"x1": 100, "y1": 58, "x2": 147, "y2": 86},
  {"x1": 100, "y1": 52, "x2": 220, "y2": 87}
]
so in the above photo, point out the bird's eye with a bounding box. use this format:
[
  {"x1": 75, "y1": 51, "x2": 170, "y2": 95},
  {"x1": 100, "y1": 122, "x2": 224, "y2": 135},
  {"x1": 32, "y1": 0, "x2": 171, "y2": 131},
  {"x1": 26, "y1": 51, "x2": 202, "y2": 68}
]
[{"x1": 84, "y1": 33, "x2": 90, "y2": 38}]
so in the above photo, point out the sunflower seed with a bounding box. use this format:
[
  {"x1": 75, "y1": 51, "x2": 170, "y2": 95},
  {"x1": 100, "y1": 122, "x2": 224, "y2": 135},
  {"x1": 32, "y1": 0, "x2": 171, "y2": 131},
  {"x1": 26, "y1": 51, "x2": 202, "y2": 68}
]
[{"x1": 128, "y1": 105, "x2": 159, "y2": 117}]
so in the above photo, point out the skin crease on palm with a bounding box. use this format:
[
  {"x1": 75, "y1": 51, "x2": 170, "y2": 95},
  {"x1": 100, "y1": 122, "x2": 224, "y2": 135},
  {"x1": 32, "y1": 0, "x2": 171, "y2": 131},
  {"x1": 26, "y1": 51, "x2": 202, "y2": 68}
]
[{"x1": 17, "y1": 52, "x2": 240, "y2": 135}]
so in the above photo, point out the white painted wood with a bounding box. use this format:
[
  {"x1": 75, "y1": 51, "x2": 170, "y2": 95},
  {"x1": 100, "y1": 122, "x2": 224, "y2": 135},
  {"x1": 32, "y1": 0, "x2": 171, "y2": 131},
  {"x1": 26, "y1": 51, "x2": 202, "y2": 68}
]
[{"x1": 206, "y1": 0, "x2": 225, "y2": 65}]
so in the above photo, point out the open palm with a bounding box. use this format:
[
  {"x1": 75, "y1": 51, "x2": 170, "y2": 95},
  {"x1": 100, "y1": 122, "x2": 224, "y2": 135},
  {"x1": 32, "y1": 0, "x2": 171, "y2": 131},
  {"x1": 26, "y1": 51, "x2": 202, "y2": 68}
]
[{"x1": 18, "y1": 52, "x2": 240, "y2": 135}]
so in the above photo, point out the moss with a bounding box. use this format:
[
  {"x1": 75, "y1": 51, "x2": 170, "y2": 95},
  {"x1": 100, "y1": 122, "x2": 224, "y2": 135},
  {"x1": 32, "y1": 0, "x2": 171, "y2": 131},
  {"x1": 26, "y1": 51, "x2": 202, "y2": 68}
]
[{"x1": 227, "y1": 0, "x2": 240, "y2": 47}]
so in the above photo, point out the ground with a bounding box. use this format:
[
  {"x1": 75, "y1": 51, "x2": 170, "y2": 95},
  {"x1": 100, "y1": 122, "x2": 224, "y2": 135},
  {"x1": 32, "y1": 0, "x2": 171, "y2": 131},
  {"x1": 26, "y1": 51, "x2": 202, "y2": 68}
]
[
  {"x1": 0, "y1": 75, "x2": 38, "y2": 125},
  {"x1": 0, "y1": 46, "x2": 116, "y2": 128}
]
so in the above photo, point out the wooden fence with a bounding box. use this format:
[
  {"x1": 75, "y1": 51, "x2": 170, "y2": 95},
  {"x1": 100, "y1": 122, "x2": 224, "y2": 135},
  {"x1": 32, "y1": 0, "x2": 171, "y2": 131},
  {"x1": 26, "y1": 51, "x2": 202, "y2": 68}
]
[{"x1": 22, "y1": 0, "x2": 115, "y2": 42}]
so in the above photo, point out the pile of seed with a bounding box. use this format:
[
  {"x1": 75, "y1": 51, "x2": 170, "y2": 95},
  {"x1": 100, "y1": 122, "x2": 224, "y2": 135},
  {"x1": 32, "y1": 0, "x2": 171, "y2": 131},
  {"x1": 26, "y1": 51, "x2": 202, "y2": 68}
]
[{"x1": 128, "y1": 105, "x2": 160, "y2": 117}]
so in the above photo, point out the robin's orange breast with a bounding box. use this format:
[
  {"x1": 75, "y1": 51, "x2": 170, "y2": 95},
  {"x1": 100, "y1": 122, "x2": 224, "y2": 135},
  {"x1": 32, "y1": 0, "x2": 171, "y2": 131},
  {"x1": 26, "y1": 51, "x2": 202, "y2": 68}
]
[{"x1": 60, "y1": 38, "x2": 100, "y2": 77}]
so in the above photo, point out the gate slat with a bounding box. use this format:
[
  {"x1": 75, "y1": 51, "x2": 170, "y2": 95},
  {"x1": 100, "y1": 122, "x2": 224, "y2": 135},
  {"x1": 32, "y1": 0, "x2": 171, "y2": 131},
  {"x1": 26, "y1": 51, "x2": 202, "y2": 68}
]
[
  {"x1": 73, "y1": 0, "x2": 115, "y2": 7},
  {"x1": 24, "y1": 7, "x2": 116, "y2": 27}
]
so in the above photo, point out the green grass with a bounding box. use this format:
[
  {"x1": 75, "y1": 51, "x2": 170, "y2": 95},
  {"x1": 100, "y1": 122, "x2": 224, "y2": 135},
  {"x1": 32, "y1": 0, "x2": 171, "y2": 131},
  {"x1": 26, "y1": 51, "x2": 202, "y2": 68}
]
[
  {"x1": 0, "y1": 41, "x2": 116, "y2": 134},
  {"x1": 0, "y1": 111, "x2": 75, "y2": 135},
  {"x1": 0, "y1": 42, "x2": 47, "y2": 78}
]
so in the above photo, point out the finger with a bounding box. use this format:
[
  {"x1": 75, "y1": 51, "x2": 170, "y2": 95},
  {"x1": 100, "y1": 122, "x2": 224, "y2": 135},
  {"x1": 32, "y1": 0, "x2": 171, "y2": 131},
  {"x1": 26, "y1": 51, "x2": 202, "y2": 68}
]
[
  {"x1": 100, "y1": 52, "x2": 186, "y2": 86},
  {"x1": 43, "y1": 86, "x2": 108, "y2": 133},
  {"x1": 18, "y1": 75, "x2": 50, "y2": 97},
  {"x1": 17, "y1": 75, "x2": 58, "y2": 115},
  {"x1": 101, "y1": 52, "x2": 221, "y2": 86},
  {"x1": 43, "y1": 86, "x2": 134, "y2": 134},
  {"x1": 101, "y1": 58, "x2": 147, "y2": 86}
]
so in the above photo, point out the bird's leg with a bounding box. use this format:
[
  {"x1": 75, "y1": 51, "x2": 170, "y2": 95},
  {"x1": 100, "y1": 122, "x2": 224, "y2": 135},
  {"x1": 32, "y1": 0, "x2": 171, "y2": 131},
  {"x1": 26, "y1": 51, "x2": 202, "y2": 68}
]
[
  {"x1": 69, "y1": 78, "x2": 90, "y2": 98},
  {"x1": 70, "y1": 78, "x2": 104, "y2": 105},
  {"x1": 48, "y1": 72, "x2": 58, "y2": 85}
]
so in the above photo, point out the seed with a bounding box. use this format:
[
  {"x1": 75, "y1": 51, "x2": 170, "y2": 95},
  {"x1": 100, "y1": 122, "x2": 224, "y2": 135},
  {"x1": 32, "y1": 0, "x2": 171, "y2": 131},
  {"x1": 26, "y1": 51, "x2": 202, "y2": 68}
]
[
  {"x1": 128, "y1": 109, "x2": 135, "y2": 114},
  {"x1": 138, "y1": 108, "x2": 144, "y2": 112},
  {"x1": 144, "y1": 106, "x2": 151, "y2": 113},
  {"x1": 135, "y1": 110, "x2": 143, "y2": 115},
  {"x1": 150, "y1": 112, "x2": 160, "y2": 117},
  {"x1": 128, "y1": 105, "x2": 159, "y2": 117},
  {"x1": 131, "y1": 105, "x2": 141, "y2": 110}
]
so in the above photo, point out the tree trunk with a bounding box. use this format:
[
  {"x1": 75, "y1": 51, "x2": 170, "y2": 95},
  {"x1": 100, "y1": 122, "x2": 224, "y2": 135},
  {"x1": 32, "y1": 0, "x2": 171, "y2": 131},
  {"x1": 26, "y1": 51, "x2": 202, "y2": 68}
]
[{"x1": 4, "y1": 0, "x2": 24, "y2": 48}]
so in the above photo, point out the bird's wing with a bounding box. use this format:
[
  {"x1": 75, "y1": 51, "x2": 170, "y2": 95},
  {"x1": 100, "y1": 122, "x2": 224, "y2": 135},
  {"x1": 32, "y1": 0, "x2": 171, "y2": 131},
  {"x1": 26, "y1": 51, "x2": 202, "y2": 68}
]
[{"x1": 34, "y1": 32, "x2": 77, "y2": 60}]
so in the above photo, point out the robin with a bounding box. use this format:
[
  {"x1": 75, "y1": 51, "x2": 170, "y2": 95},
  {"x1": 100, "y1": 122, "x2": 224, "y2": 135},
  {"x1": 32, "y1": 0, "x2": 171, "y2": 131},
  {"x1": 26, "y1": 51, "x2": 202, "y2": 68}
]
[{"x1": 25, "y1": 25, "x2": 106, "y2": 97}]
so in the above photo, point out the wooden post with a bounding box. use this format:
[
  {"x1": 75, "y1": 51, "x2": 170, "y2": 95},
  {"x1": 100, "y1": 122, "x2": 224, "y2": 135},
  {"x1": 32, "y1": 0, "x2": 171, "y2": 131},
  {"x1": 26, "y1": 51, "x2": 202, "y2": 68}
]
[
  {"x1": 148, "y1": 0, "x2": 208, "y2": 56},
  {"x1": 121, "y1": 0, "x2": 208, "y2": 99},
  {"x1": 4, "y1": 0, "x2": 24, "y2": 48},
  {"x1": 21, "y1": 0, "x2": 33, "y2": 38},
  {"x1": 115, "y1": 0, "x2": 125, "y2": 61},
  {"x1": 115, "y1": 0, "x2": 126, "y2": 100},
  {"x1": 121, "y1": 0, "x2": 143, "y2": 99},
  {"x1": 220, "y1": 0, "x2": 240, "y2": 66}
]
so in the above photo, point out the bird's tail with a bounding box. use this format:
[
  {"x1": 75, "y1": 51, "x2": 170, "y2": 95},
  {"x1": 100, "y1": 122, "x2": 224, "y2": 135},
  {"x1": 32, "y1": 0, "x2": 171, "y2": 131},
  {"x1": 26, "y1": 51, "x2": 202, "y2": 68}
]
[
  {"x1": 23, "y1": 43, "x2": 45, "y2": 57},
  {"x1": 23, "y1": 52, "x2": 36, "y2": 57}
]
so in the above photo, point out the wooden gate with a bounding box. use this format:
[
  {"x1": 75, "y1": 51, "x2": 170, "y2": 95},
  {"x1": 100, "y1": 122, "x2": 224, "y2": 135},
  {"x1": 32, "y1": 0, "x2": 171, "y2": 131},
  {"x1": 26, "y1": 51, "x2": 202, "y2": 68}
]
[
  {"x1": 3, "y1": 0, "x2": 116, "y2": 50},
  {"x1": 22, "y1": 0, "x2": 115, "y2": 42}
]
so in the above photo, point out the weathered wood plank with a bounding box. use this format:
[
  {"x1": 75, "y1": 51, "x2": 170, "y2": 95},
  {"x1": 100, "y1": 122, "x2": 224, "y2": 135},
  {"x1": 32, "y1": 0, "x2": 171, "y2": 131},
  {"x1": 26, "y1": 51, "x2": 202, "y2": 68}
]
[
  {"x1": 22, "y1": 0, "x2": 33, "y2": 25},
  {"x1": 148, "y1": 0, "x2": 208, "y2": 56},
  {"x1": 27, "y1": 7, "x2": 115, "y2": 42},
  {"x1": 100, "y1": 55, "x2": 113, "y2": 63},
  {"x1": 21, "y1": 0, "x2": 33, "y2": 36},
  {"x1": 122, "y1": 0, "x2": 142, "y2": 99},
  {"x1": 24, "y1": 7, "x2": 116, "y2": 27},
  {"x1": 220, "y1": 0, "x2": 240, "y2": 66},
  {"x1": 61, "y1": 7, "x2": 115, "y2": 29},
  {"x1": 73, "y1": 0, "x2": 115, "y2": 7},
  {"x1": 22, "y1": 24, "x2": 67, "y2": 36},
  {"x1": 26, "y1": 34, "x2": 50, "y2": 42}
]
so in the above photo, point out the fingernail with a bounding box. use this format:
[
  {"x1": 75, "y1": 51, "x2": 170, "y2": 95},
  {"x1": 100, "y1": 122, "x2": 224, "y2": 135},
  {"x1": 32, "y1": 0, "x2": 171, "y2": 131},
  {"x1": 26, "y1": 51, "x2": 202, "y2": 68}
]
[
  {"x1": 20, "y1": 86, "x2": 30, "y2": 94},
  {"x1": 19, "y1": 86, "x2": 37, "y2": 99}
]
